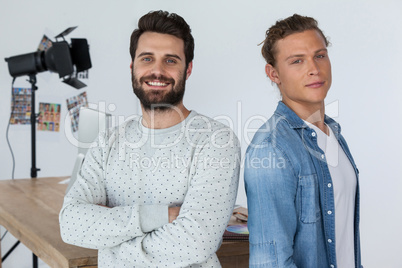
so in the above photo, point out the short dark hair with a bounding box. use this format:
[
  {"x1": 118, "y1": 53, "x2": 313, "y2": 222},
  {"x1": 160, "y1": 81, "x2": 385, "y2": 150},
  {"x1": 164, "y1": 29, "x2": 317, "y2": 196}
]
[
  {"x1": 130, "y1": 10, "x2": 195, "y2": 67},
  {"x1": 261, "y1": 14, "x2": 329, "y2": 66}
]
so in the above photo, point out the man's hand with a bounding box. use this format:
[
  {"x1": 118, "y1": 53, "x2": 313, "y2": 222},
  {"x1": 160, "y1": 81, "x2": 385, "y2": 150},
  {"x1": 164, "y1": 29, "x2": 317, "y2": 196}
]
[{"x1": 168, "y1": 206, "x2": 181, "y2": 223}]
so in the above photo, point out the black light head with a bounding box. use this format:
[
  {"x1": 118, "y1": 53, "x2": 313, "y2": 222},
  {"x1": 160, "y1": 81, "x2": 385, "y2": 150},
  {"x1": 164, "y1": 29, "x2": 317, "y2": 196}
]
[{"x1": 4, "y1": 26, "x2": 92, "y2": 89}]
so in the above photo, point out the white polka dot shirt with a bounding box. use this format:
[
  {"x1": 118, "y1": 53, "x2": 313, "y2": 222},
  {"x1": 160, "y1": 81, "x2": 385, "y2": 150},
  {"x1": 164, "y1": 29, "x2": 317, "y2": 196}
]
[{"x1": 59, "y1": 111, "x2": 241, "y2": 267}]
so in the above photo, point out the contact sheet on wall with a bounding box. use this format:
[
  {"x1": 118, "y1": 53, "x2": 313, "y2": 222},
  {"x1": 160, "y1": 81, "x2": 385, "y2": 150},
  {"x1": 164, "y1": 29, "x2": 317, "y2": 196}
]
[
  {"x1": 66, "y1": 91, "x2": 88, "y2": 132},
  {"x1": 10, "y1": 87, "x2": 31, "y2": 125}
]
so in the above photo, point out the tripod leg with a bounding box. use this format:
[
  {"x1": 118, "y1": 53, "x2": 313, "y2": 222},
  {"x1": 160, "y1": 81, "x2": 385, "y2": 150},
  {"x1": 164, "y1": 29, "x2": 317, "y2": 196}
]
[{"x1": 33, "y1": 253, "x2": 38, "y2": 268}]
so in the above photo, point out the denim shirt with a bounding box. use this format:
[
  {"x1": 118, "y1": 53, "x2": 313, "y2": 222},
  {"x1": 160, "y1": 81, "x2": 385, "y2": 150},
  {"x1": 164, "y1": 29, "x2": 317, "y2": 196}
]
[{"x1": 244, "y1": 101, "x2": 361, "y2": 268}]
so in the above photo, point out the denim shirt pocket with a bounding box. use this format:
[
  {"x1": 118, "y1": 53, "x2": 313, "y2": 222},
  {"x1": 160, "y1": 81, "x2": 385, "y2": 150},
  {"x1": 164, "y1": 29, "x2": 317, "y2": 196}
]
[{"x1": 299, "y1": 174, "x2": 321, "y2": 224}]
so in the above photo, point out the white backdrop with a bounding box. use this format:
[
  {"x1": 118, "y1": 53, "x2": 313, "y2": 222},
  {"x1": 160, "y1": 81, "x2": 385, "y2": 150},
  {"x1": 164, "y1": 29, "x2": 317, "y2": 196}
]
[{"x1": 0, "y1": 0, "x2": 401, "y2": 267}]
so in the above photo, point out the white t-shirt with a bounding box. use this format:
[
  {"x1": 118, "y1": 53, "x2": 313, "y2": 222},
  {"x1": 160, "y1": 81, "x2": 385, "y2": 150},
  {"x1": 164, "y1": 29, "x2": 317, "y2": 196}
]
[{"x1": 307, "y1": 122, "x2": 356, "y2": 268}]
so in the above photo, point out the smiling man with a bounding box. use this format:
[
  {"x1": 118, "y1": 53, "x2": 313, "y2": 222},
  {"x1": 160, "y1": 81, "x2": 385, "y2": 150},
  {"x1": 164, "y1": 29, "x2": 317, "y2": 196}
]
[
  {"x1": 59, "y1": 11, "x2": 240, "y2": 267},
  {"x1": 244, "y1": 14, "x2": 362, "y2": 267}
]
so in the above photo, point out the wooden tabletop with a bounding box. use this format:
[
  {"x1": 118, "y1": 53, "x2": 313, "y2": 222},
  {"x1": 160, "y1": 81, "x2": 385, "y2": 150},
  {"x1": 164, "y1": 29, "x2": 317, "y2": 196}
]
[
  {"x1": 0, "y1": 177, "x2": 248, "y2": 268},
  {"x1": 0, "y1": 177, "x2": 97, "y2": 268}
]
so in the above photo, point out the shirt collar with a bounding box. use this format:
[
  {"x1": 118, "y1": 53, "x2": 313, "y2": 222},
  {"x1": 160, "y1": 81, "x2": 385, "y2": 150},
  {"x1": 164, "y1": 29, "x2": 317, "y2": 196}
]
[
  {"x1": 274, "y1": 101, "x2": 307, "y2": 129},
  {"x1": 274, "y1": 101, "x2": 342, "y2": 134}
]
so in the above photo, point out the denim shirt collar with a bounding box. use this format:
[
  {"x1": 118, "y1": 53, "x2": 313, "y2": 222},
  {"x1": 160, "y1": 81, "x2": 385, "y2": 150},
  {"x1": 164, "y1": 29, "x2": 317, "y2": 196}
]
[{"x1": 274, "y1": 101, "x2": 342, "y2": 137}]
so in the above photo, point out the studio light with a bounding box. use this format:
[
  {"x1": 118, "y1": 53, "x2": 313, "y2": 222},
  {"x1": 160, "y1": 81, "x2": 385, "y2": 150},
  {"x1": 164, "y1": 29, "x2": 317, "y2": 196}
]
[
  {"x1": 4, "y1": 26, "x2": 92, "y2": 179},
  {"x1": 5, "y1": 26, "x2": 91, "y2": 89}
]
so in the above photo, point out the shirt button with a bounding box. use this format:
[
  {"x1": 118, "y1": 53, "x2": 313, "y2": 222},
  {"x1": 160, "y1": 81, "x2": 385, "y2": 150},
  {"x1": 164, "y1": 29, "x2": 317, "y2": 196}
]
[
  {"x1": 327, "y1": 210, "x2": 332, "y2": 215},
  {"x1": 321, "y1": 154, "x2": 325, "y2": 159},
  {"x1": 330, "y1": 265, "x2": 335, "y2": 268},
  {"x1": 328, "y1": 239, "x2": 332, "y2": 243},
  {"x1": 328, "y1": 183, "x2": 332, "y2": 188},
  {"x1": 312, "y1": 132, "x2": 316, "y2": 137}
]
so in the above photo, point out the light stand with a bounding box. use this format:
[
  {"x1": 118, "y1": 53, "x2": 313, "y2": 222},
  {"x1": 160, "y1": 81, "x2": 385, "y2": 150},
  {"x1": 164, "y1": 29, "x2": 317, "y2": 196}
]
[
  {"x1": 29, "y1": 74, "x2": 40, "y2": 178},
  {"x1": 2, "y1": 75, "x2": 41, "y2": 268}
]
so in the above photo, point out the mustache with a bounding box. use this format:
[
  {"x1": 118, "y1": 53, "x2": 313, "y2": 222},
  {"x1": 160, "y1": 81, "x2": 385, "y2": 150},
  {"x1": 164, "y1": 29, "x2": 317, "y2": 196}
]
[{"x1": 139, "y1": 74, "x2": 175, "y2": 85}]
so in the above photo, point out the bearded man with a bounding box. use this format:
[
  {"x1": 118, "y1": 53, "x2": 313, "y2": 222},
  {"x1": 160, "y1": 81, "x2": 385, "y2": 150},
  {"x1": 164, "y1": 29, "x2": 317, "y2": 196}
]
[{"x1": 60, "y1": 10, "x2": 240, "y2": 268}]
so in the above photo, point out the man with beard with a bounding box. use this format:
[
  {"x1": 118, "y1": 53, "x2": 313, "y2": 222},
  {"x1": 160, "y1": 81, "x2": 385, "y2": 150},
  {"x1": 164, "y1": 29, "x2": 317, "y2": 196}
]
[{"x1": 59, "y1": 11, "x2": 241, "y2": 268}]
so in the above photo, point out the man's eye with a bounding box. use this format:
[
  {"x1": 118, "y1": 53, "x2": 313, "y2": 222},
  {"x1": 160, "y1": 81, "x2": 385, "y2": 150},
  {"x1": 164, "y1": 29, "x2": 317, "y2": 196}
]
[
  {"x1": 166, "y1": 59, "x2": 176, "y2": 64},
  {"x1": 316, "y1": 54, "x2": 326, "y2": 59},
  {"x1": 292, "y1": 59, "x2": 302, "y2": 64},
  {"x1": 143, "y1": 57, "x2": 152, "y2": 62}
]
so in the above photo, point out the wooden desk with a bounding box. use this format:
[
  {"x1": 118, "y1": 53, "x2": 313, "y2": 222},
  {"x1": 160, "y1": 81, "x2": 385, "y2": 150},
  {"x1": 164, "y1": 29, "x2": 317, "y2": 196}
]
[
  {"x1": 0, "y1": 177, "x2": 97, "y2": 267},
  {"x1": 0, "y1": 177, "x2": 248, "y2": 268}
]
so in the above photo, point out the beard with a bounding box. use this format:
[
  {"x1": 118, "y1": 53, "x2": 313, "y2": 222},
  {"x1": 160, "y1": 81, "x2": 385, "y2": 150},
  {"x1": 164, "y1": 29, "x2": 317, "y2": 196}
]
[{"x1": 131, "y1": 71, "x2": 186, "y2": 112}]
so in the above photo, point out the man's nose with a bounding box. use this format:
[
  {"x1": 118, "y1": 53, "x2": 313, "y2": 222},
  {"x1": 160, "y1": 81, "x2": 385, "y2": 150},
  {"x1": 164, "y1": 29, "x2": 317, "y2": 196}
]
[
  {"x1": 308, "y1": 60, "x2": 320, "y2": 76},
  {"x1": 151, "y1": 61, "x2": 166, "y2": 77}
]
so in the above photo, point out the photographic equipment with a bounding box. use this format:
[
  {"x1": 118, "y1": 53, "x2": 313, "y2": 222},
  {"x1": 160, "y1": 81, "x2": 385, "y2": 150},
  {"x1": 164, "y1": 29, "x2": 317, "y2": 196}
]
[
  {"x1": 4, "y1": 26, "x2": 92, "y2": 178},
  {"x1": 5, "y1": 26, "x2": 91, "y2": 89}
]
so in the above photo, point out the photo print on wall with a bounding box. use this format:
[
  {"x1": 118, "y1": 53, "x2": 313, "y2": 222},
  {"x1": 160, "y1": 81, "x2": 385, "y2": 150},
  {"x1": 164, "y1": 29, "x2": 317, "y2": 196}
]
[
  {"x1": 37, "y1": 102, "x2": 61, "y2": 132},
  {"x1": 10, "y1": 87, "x2": 32, "y2": 125},
  {"x1": 66, "y1": 91, "x2": 88, "y2": 132}
]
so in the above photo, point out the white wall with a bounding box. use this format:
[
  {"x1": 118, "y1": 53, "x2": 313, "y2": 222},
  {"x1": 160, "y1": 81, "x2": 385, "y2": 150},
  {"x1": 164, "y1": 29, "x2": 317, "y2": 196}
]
[{"x1": 0, "y1": 0, "x2": 401, "y2": 267}]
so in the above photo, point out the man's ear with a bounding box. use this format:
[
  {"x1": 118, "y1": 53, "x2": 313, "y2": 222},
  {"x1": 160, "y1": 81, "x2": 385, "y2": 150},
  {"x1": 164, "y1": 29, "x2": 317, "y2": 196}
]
[
  {"x1": 130, "y1": 61, "x2": 133, "y2": 70},
  {"x1": 265, "y1": 64, "x2": 280, "y2": 85},
  {"x1": 185, "y1": 61, "x2": 193, "y2": 80}
]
